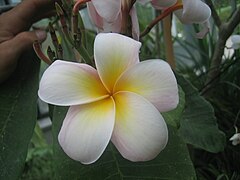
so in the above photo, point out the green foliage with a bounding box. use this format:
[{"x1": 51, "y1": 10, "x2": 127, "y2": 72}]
[
  {"x1": 174, "y1": 27, "x2": 217, "y2": 89},
  {"x1": 172, "y1": 20, "x2": 240, "y2": 178},
  {"x1": 51, "y1": 106, "x2": 196, "y2": 180},
  {"x1": 195, "y1": 53, "x2": 240, "y2": 179},
  {"x1": 177, "y1": 75, "x2": 226, "y2": 153},
  {"x1": 20, "y1": 147, "x2": 53, "y2": 180},
  {"x1": 0, "y1": 52, "x2": 40, "y2": 180}
]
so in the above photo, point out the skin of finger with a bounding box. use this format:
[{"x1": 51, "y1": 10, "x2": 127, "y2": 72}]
[
  {"x1": 0, "y1": 31, "x2": 14, "y2": 43},
  {"x1": 0, "y1": 0, "x2": 59, "y2": 83},
  {"x1": 0, "y1": 0, "x2": 55, "y2": 35},
  {"x1": 0, "y1": 0, "x2": 59, "y2": 84},
  {"x1": 0, "y1": 0, "x2": 57, "y2": 83},
  {"x1": 0, "y1": 30, "x2": 44, "y2": 83}
]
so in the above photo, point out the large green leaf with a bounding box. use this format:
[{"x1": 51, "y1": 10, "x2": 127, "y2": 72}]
[
  {"x1": 0, "y1": 52, "x2": 40, "y2": 179},
  {"x1": 177, "y1": 75, "x2": 226, "y2": 153},
  {"x1": 52, "y1": 106, "x2": 196, "y2": 179}
]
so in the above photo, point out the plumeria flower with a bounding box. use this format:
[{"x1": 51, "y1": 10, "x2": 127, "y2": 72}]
[
  {"x1": 87, "y1": 0, "x2": 140, "y2": 39},
  {"x1": 38, "y1": 33, "x2": 179, "y2": 164},
  {"x1": 141, "y1": 0, "x2": 211, "y2": 38},
  {"x1": 230, "y1": 35, "x2": 240, "y2": 49},
  {"x1": 224, "y1": 35, "x2": 240, "y2": 58},
  {"x1": 229, "y1": 133, "x2": 240, "y2": 146},
  {"x1": 174, "y1": 0, "x2": 211, "y2": 38}
]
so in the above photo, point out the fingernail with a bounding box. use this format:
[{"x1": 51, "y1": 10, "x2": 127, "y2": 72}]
[{"x1": 35, "y1": 30, "x2": 47, "y2": 42}]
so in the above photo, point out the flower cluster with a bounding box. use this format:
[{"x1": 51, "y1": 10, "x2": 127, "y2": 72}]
[{"x1": 86, "y1": 0, "x2": 211, "y2": 39}]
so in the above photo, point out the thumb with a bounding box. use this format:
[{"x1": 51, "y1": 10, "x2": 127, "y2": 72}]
[{"x1": 8, "y1": 30, "x2": 47, "y2": 55}]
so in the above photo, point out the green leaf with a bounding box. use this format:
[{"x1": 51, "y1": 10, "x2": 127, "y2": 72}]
[
  {"x1": 52, "y1": 106, "x2": 196, "y2": 179},
  {"x1": 177, "y1": 75, "x2": 226, "y2": 153},
  {"x1": 162, "y1": 86, "x2": 185, "y2": 128},
  {"x1": 0, "y1": 52, "x2": 40, "y2": 179}
]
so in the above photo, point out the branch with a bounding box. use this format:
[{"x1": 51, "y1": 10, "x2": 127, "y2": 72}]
[
  {"x1": 227, "y1": 7, "x2": 240, "y2": 33},
  {"x1": 140, "y1": 3, "x2": 182, "y2": 38},
  {"x1": 163, "y1": 15, "x2": 175, "y2": 69},
  {"x1": 204, "y1": 0, "x2": 222, "y2": 28},
  {"x1": 203, "y1": 7, "x2": 240, "y2": 96}
]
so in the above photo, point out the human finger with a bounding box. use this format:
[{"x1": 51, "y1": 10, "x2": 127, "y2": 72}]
[
  {"x1": 5, "y1": 29, "x2": 47, "y2": 56},
  {"x1": 0, "y1": 29, "x2": 47, "y2": 82},
  {"x1": 0, "y1": 0, "x2": 55, "y2": 34}
]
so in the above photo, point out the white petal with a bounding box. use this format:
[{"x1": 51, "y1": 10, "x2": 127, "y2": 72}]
[
  {"x1": 102, "y1": 12, "x2": 122, "y2": 33},
  {"x1": 91, "y1": 0, "x2": 121, "y2": 23},
  {"x1": 58, "y1": 97, "x2": 115, "y2": 164},
  {"x1": 87, "y1": 2, "x2": 104, "y2": 30},
  {"x1": 195, "y1": 21, "x2": 210, "y2": 39},
  {"x1": 230, "y1": 133, "x2": 240, "y2": 141},
  {"x1": 151, "y1": 0, "x2": 177, "y2": 9},
  {"x1": 230, "y1": 133, "x2": 240, "y2": 146},
  {"x1": 231, "y1": 35, "x2": 240, "y2": 49},
  {"x1": 114, "y1": 60, "x2": 179, "y2": 112},
  {"x1": 38, "y1": 60, "x2": 108, "y2": 106},
  {"x1": 130, "y1": 6, "x2": 140, "y2": 40},
  {"x1": 94, "y1": 33, "x2": 141, "y2": 92},
  {"x1": 178, "y1": 0, "x2": 211, "y2": 24},
  {"x1": 232, "y1": 140, "x2": 239, "y2": 146},
  {"x1": 112, "y1": 92, "x2": 168, "y2": 162}
]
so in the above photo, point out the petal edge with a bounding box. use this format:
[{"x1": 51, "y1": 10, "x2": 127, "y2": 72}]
[
  {"x1": 38, "y1": 60, "x2": 109, "y2": 106},
  {"x1": 58, "y1": 97, "x2": 115, "y2": 164},
  {"x1": 112, "y1": 91, "x2": 168, "y2": 162},
  {"x1": 114, "y1": 60, "x2": 179, "y2": 112},
  {"x1": 94, "y1": 33, "x2": 141, "y2": 92}
]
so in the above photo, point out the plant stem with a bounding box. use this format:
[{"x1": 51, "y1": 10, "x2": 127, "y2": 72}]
[
  {"x1": 163, "y1": 15, "x2": 175, "y2": 69},
  {"x1": 155, "y1": 10, "x2": 161, "y2": 58},
  {"x1": 204, "y1": 0, "x2": 222, "y2": 28},
  {"x1": 203, "y1": 7, "x2": 240, "y2": 96},
  {"x1": 140, "y1": 3, "x2": 182, "y2": 38}
]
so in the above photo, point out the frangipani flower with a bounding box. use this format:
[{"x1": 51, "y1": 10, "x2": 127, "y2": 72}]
[
  {"x1": 144, "y1": 0, "x2": 211, "y2": 38},
  {"x1": 229, "y1": 133, "x2": 240, "y2": 146},
  {"x1": 224, "y1": 35, "x2": 240, "y2": 58},
  {"x1": 87, "y1": 0, "x2": 139, "y2": 39},
  {"x1": 174, "y1": 0, "x2": 211, "y2": 38},
  {"x1": 230, "y1": 35, "x2": 240, "y2": 49},
  {"x1": 38, "y1": 33, "x2": 179, "y2": 164}
]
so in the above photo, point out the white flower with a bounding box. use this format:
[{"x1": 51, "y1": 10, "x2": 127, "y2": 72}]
[
  {"x1": 87, "y1": 0, "x2": 140, "y2": 39},
  {"x1": 229, "y1": 133, "x2": 240, "y2": 146},
  {"x1": 145, "y1": 0, "x2": 211, "y2": 38},
  {"x1": 38, "y1": 33, "x2": 179, "y2": 164},
  {"x1": 230, "y1": 35, "x2": 240, "y2": 49}
]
